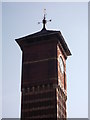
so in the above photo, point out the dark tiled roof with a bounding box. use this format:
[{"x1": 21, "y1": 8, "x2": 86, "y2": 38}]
[
  {"x1": 28, "y1": 28, "x2": 60, "y2": 38},
  {"x1": 16, "y1": 28, "x2": 71, "y2": 56},
  {"x1": 17, "y1": 28, "x2": 60, "y2": 40}
]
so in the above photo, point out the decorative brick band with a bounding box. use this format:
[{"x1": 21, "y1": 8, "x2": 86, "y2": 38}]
[{"x1": 23, "y1": 57, "x2": 57, "y2": 64}]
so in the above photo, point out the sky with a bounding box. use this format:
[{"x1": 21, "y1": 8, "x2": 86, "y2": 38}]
[
  {"x1": 2, "y1": 2, "x2": 88, "y2": 118},
  {"x1": 0, "y1": 2, "x2": 2, "y2": 120}
]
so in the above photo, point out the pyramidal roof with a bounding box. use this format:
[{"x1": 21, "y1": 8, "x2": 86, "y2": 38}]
[
  {"x1": 16, "y1": 28, "x2": 71, "y2": 57},
  {"x1": 16, "y1": 28, "x2": 59, "y2": 39},
  {"x1": 27, "y1": 28, "x2": 59, "y2": 38}
]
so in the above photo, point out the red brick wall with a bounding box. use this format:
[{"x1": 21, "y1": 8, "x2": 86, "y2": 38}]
[
  {"x1": 21, "y1": 40, "x2": 58, "y2": 88},
  {"x1": 57, "y1": 44, "x2": 67, "y2": 91}
]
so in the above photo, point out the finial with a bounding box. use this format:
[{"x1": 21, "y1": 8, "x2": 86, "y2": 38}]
[
  {"x1": 43, "y1": 9, "x2": 47, "y2": 29},
  {"x1": 38, "y1": 9, "x2": 52, "y2": 30}
]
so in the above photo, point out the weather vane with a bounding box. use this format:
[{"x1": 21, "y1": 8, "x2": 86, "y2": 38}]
[{"x1": 38, "y1": 9, "x2": 52, "y2": 30}]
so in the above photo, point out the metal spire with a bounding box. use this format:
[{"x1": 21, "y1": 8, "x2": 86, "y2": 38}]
[{"x1": 38, "y1": 9, "x2": 52, "y2": 30}]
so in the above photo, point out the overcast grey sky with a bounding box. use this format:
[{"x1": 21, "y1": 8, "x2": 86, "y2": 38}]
[{"x1": 2, "y1": 2, "x2": 88, "y2": 118}]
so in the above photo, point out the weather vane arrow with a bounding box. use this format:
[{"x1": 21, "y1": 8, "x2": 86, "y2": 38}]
[{"x1": 38, "y1": 9, "x2": 52, "y2": 30}]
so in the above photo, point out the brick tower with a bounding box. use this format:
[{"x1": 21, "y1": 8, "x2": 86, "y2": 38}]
[{"x1": 16, "y1": 13, "x2": 71, "y2": 119}]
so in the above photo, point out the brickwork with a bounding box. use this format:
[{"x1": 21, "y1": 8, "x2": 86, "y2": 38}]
[
  {"x1": 21, "y1": 84, "x2": 56, "y2": 118},
  {"x1": 21, "y1": 40, "x2": 58, "y2": 89},
  {"x1": 57, "y1": 44, "x2": 67, "y2": 91},
  {"x1": 16, "y1": 29, "x2": 71, "y2": 119}
]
